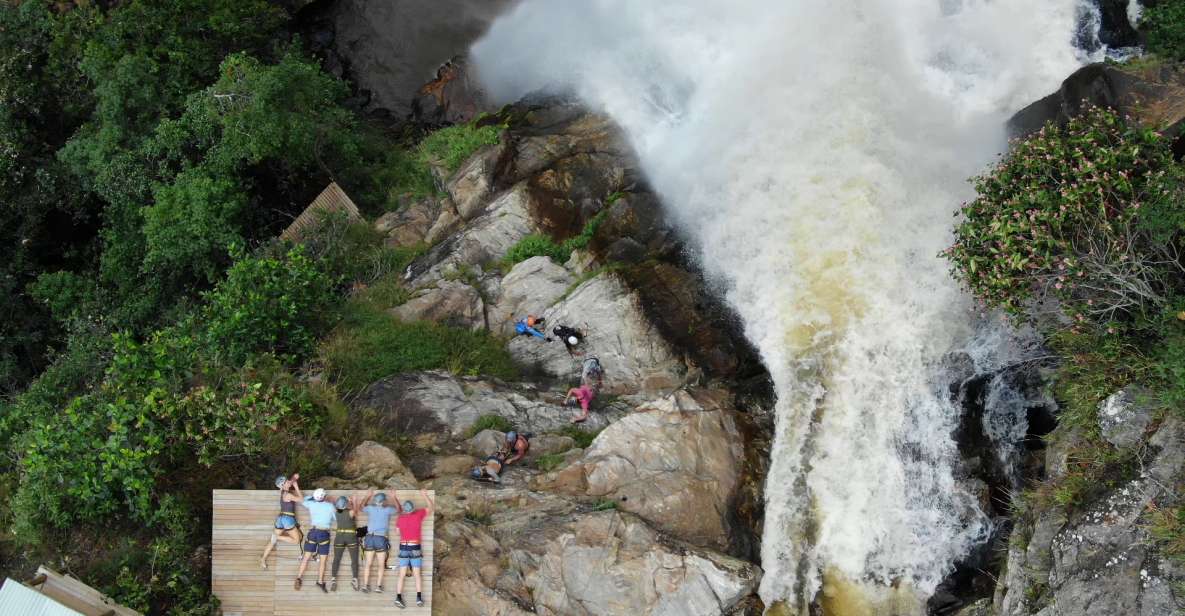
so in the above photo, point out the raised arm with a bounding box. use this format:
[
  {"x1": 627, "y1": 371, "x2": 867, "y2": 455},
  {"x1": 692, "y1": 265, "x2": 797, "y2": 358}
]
[
  {"x1": 290, "y1": 476, "x2": 304, "y2": 500},
  {"x1": 420, "y1": 489, "x2": 434, "y2": 516}
]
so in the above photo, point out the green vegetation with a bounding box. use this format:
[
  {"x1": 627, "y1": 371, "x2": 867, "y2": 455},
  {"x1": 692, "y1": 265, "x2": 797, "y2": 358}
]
[
  {"x1": 503, "y1": 211, "x2": 609, "y2": 266},
  {"x1": 1142, "y1": 1, "x2": 1185, "y2": 61},
  {"x1": 375, "y1": 122, "x2": 503, "y2": 205},
  {"x1": 558, "y1": 425, "x2": 603, "y2": 449},
  {"x1": 320, "y1": 280, "x2": 516, "y2": 394},
  {"x1": 592, "y1": 498, "x2": 618, "y2": 511},
  {"x1": 468, "y1": 415, "x2": 516, "y2": 437},
  {"x1": 0, "y1": 2, "x2": 512, "y2": 611},
  {"x1": 1148, "y1": 505, "x2": 1185, "y2": 562},
  {"x1": 949, "y1": 107, "x2": 1185, "y2": 527},
  {"x1": 535, "y1": 453, "x2": 567, "y2": 472}
]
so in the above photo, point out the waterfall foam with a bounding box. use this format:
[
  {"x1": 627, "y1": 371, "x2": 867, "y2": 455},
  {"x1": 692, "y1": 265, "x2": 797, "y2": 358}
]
[{"x1": 473, "y1": 1, "x2": 1084, "y2": 612}]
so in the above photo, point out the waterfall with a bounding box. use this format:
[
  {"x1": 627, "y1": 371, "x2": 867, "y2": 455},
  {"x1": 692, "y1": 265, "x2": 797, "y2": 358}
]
[{"x1": 472, "y1": 1, "x2": 1084, "y2": 612}]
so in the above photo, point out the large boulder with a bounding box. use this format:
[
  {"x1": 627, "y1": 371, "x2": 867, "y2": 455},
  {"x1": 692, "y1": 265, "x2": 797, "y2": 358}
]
[
  {"x1": 374, "y1": 197, "x2": 437, "y2": 249},
  {"x1": 411, "y1": 56, "x2": 492, "y2": 127},
  {"x1": 1009, "y1": 63, "x2": 1185, "y2": 141},
  {"x1": 352, "y1": 371, "x2": 630, "y2": 439},
  {"x1": 1097, "y1": 386, "x2": 1157, "y2": 449},
  {"x1": 508, "y1": 273, "x2": 686, "y2": 393},
  {"x1": 447, "y1": 143, "x2": 506, "y2": 221},
  {"x1": 317, "y1": 440, "x2": 418, "y2": 489},
  {"x1": 491, "y1": 256, "x2": 575, "y2": 336},
  {"x1": 433, "y1": 509, "x2": 760, "y2": 616},
  {"x1": 389, "y1": 279, "x2": 486, "y2": 330},
  {"x1": 535, "y1": 389, "x2": 744, "y2": 550},
  {"x1": 406, "y1": 182, "x2": 538, "y2": 287}
]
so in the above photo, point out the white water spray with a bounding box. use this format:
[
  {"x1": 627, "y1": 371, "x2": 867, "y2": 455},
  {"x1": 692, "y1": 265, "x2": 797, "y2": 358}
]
[{"x1": 474, "y1": 1, "x2": 1083, "y2": 612}]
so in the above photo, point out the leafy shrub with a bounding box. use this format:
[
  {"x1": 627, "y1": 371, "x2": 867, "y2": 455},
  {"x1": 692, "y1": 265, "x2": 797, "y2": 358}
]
[
  {"x1": 300, "y1": 212, "x2": 424, "y2": 287},
  {"x1": 469, "y1": 415, "x2": 514, "y2": 437},
  {"x1": 170, "y1": 363, "x2": 318, "y2": 466},
  {"x1": 505, "y1": 234, "x2": 569, "y2": 265},
  {"x1": 201, "y1": 245, "x2": 335, "y2": 365},
  {"x1": 945, "y1": 107, "x2": 1185, "y2": 331},
  {"x1": 504, "y1": 212, "x2": 610, "y2": 267},
  {"x1": 1143, "y1": 1, "x2": 1185, "y2": 61},
  {"x1": 418, "y1": 123, "x2": 502, "y2": 174},
  {"x1": 558, "y1": 425, "x2": 602, "y2": 449}
]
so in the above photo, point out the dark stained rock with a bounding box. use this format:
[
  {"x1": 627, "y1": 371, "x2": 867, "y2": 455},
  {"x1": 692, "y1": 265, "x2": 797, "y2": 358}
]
[
  {"x1": 411, "y1": 56, "x2": 492, "y2": 127},
  {"x1": 320, "y1": 0, "x2": 514, "y2": 116},
  {"x1": 1009, "y1": 63, "x2": 1185, "y2": 142}
]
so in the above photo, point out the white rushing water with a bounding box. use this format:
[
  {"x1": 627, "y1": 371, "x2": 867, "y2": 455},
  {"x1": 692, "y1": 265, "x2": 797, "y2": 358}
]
[{"x1": 473, "y1": 1, "x2": 1084, "y2": 612}]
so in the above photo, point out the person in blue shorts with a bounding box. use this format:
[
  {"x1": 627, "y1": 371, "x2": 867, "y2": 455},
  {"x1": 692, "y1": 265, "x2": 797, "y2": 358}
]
[
  {"x1": 260, "y1": 473, "x2": 303, "y2": 569},
  {"x1": 393, "y1": 490, "x2": 434, "y2": 609},
  {"x1": 294, "y1": 487, "x2": 336, "y2": 593},
  {"x1": 360, "y1": 490, "x2": 395, "y2": 593}
]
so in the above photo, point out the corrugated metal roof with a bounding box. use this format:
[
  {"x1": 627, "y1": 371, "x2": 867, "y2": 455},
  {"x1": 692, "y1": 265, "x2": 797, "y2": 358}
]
[
  {"x1": 279, "y1": 182, "x2": 363, "y2": 242},
  {"x1": 0, "y1": 579, "x2": 82, "y2": 616}
]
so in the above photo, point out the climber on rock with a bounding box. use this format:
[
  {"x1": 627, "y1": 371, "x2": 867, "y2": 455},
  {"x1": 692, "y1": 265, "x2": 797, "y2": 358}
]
[
  {"x1": 552, "y1": 324, "x2": 584, "y2": 355},
  {"x1": 502, "y1": 431, "x2": 531, "y2": 465},
  {"x1": 470, "y1": 450, "x2": 507, "y2": 482},
  {"x1": 514, "y1": 314, "x2": 551, "y2": 341},
  {"x1": 565, "y1": 382, "x2": 597, "y2": 423},
  {"x1": 581, "y1": 356, "x2": 604, "y2": 391}
]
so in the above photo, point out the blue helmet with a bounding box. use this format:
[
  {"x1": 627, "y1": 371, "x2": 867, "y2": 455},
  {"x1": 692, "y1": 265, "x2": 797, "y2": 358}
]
[
  {"x1": 471, "y1": 467, "x2": 483, "y2": 479},
  {"x1": 402, "y1": 500, "x2": 415, "y2": 513},
  {"x1": 274, "y1": 475, "x2": 287, "y2": 489},
  {"x1": 506, "y1": 431, "x2": 518, "y2": 443},
  {"x1": 373, "y1": 492, "x2": 387, "y2": 506},
  {"x1": 335, "y1": 496, "x2": 349, "y2": 510}
]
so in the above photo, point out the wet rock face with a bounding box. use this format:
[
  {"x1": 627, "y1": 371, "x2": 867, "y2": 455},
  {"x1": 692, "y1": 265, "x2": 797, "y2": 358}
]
[
  {"x1": 993, "y1": 416, "x2": 1185, "y2": 616},
  {"x1": 315, "y1": 0, "x2": 514, "y2": 116}
]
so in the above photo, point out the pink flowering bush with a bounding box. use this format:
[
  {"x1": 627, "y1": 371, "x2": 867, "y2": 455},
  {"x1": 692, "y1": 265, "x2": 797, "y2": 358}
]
[{"x1": 945, "y1": 106, "x2": 1185, "y2": 332}]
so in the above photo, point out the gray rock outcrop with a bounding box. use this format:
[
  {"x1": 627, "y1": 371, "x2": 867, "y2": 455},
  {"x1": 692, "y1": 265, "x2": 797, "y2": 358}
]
[
  {"x1": 390, "y1": 279, "x2": 486, "y2": 330},
  {"x1": 491, "y1": 256, "x2": 575, "y2": 336}
]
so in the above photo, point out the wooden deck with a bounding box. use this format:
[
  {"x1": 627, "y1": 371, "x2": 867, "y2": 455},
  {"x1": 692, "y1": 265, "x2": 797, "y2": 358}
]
[{"x1": 212, "y1": 490, "x2": 433, "y2": 616}]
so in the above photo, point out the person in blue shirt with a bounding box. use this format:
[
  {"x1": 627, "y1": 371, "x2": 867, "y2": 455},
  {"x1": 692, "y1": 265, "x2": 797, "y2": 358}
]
[
  {"x1": 514, "y1": 314, "x2": 552, "y2": 341},
  {"x1": 360, "y1": 490, "x2": 396, "y2": 593},
  {"x1": 294, "y1": 487, "x2": 337, "y2": 593}
]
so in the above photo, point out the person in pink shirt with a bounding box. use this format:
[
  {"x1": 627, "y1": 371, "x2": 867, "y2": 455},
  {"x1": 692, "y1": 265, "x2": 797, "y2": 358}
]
[
  {"x1": 392, "y1": 489, "x2": 434, "y2": 609},
  {"x1": 565, "y1": 383, "x2": 596, "y2": 423}
]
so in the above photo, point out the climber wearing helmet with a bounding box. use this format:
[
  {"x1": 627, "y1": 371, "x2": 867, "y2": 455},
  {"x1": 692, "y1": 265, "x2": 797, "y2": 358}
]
[
  {"x1": 502, "y1": 430, "x2": 531, "y2": 466},
  {"x1": 392, "y1": 490, "x2": 435, "y2": 609},
  {"x1": 330, "y1": 490, "x2": 368, "y2": 592},
  {"x1": 260, "y1": 473, "x2": 304, "y2": 570},
  {"x1": 565, "y1": 383, "x2": 597, "y2": 423},
  {"x1": 470, "y1": 450, "x2": 507, "y2": 483},
  {"x1": 361, "y1": 490, "x2": 396, "y2": 593},
  {"x1": 552, "y1": 324, "x2": 584, "y2": 356},
  {"x1": 295, "y1": 487, "x2": 336, "y2": 592}
]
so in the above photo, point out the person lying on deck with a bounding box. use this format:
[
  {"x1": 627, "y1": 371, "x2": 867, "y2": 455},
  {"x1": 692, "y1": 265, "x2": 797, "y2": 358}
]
[
  {"x1": 393, "y1": 490, "x2": 434, "y2": 609},
  {"x1": 295, "y1": 488, "x2": 336, "y2": 592},
  {"x1": 361, "y1": 491, "x2": 396, "y2": 594},
  {"x1": 330, "y1": 492, "x2": 366, "y2": 592}
]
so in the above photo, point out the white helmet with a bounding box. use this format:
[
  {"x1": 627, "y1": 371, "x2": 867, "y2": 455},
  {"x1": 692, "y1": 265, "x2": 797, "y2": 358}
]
[
  {"x1": 567, "y1": 336, "x2": 579, "y2": 345},
  {"x1": 313, "y1": 488, "x2": 327, "y2": 501}
]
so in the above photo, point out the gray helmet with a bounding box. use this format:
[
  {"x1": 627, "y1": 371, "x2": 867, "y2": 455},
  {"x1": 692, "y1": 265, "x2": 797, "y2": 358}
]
[
  {"x1": 402, "y1": 500, "x2": 415, "y2": 513},
  {"x1": 471, "y1": 467, "x2": 483, "y2": 479},
  {"x1": 373, "y1": 492, "x2": 387, "y2": 506},
  {"x1": 274, "y1": 475, "x2": 287, "y2": 489},
  {"x1": 335, "y1": 496, "x2": 349, "y2": 510},
  {"x1": 505, "y1": 431, "x2": 517, "y2": 443}
]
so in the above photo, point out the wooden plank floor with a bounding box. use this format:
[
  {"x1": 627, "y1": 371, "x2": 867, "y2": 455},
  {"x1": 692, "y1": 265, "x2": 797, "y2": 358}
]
[{"x1": 213, "y1": 490, "x2": 433, "y2": 616}]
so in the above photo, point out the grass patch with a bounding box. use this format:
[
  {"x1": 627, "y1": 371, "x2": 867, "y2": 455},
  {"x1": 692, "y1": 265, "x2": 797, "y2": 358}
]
[
  {"x1": 468, "y1": 414, "x2": 514, "y2": 438},
  {"x1": 535, "y1": 453, "x2": 566, "y2": 472},
  {"x1": 321, "y1": 281, "x2": 515, "y2": 393},
  {"x1": 464, "y1": 503, "x2": 493, "y2": 526},
  {"x1": 375, "y1": 122, "x2": 503, "y2": 206},
  {"x1": 502, "y1": 212, "x2": 610, "y2": 268},
  {"x1": 558, "y1": 425, "x2": 602, "y2": 449},
  {"x1": 1148, "y1": 504, "x2": 1185, "y2": 562},
  {"x1": 592, "y1": 498, "x2": 618, "y2": 511},
  {"x1": 1048, "y1": 330, "x2": 1158, "y2": 439}
]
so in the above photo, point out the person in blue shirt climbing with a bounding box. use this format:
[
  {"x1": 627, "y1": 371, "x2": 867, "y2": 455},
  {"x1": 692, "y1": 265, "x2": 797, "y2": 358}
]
[
  {"x1": 294, "y1": 487, "x2": 337, "y2": 593},
  {"x1": 514, "y1": 314, "x2": 552, "y2": 341}
]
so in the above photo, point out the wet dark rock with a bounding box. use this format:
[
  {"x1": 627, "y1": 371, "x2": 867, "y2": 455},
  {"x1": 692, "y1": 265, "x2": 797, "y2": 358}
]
[
  {"x1": 1009, "y1": 63, "x2": 1185, "y2": 143},
  {"x1": 411, "y1": 56, "x2": 493, "y2": 127}
]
